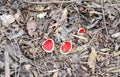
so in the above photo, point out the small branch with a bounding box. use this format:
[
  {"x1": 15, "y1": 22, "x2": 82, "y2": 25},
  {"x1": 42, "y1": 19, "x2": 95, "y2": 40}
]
[
  {"x1": 23, "y1": 0, "x2": 76, "y2": 5},
  {"x1": 4, "y1": 50, "x2": 10, "y2": 77}
]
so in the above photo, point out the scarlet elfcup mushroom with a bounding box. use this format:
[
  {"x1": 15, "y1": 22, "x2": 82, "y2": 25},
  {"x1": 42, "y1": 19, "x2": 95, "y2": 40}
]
[
  {"x1": 78, "y1": 28, "x2": 85, "y2": 35},
  {"x1": 60, "y1": 41, "x2": 72, "y2": 54},
  {"x1": 42, "y1": 39, "x2": 54, "y2": 53}
]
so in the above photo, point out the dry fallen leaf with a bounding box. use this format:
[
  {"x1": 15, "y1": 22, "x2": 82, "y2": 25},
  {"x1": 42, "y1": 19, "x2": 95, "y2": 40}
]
[
  {"x1": 91, "y1": 2, "x2": 101, "y2": 8},
  {"x1": 37, "y1": 12, "x2": 47, "y2": 19},
  {"x1": 14, "y1": 10, "x2": 21, "y2": 21},
  {"x1": 52, "y1": 71, "x2": 58, "y2": 77},
  {"x1": 14, "y1": 9, "x2": 24, "y2": 24},
  {"x1": 76, "y1": 44, "x2": 88, "y2": 52},
  {"x1": 0, "y1": 14, "x2": 15, "y2": 26},
  {"x1": 100, "y1": 48, "x2": 111, "y2": 52},
  {"x1": 70, "y1": 34, "x2": 89, "y2": 42},
  {"x1": 96, "y1": 55, "x2": 106, "y2": 62},
  {"x1": 32, "y1": 70, "x2": 38, "y2": 77},
  {"x1": 67, "y1": 68, "x2": 72, "y2": 76},
  {"x1": 81, "y1": 65, "x2": 88, "y2": 71},
  {"x1": 110, "y1": 69, "x2": 120, "y2": 73},
  {"x1": 113, "y1": 51, "x2": 120, "y2": 57},
  {"x1": 27, "y1": 18, "x2": 37, "y2": 37},
  {"x1": 24, "y1": 64, "x2": 31, "y2": 71},
  {"x1": 55, "y1": 27, "x2": 73, "y2": 41},
  {"x1": 29, "y1": 5, "x2": 44, "y2": 11},
  {"x1": 10, "y1": 29, "x2": 24, "y2": 39},
  {"x1": 60, "y1": 8, "x2": 68, "y2": 21},
  {"x1": 111, "y1": 32, "x2": 120, "y2": 38},
  {"x1": 88, "y1": 47, "x2": 97, "y2": 74}
]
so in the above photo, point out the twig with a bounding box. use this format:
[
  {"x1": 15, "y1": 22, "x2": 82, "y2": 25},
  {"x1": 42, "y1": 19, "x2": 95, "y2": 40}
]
[
  {"x1": 23, "y1": 0, "x2": 76, "y2": 5},
  {"x1": 60, "y1": 0, "x2": 65, "y2": 9},
  {"x1": 101, "y1": 0, "x2": 108, "y2": 36},
  {"x1": 13, "y1": 39, "x2": 22, "y2": 77},
  {"x1": 4, "y1": 50, "x2": 10, "y2": 77},
  {"x1": 87, "y1": 27, "x2": 106, "y2": 46}
]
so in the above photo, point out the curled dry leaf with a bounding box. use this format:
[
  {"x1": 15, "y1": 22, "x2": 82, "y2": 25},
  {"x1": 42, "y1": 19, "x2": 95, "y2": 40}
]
[
  {"x1": 27, "y1": 18, "x2": 37, "y2": 37},
  {"x1": 88, "y1": 47, "x2": 97, "y2": 74},
  {"x1": 0, "y1": 14, "x2": 15, "y2": 26}
]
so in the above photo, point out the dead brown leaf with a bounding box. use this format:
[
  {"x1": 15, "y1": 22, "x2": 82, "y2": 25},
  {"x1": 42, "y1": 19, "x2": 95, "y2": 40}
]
[
  {"x1": 60, "y1": 8, "x2": 68, "y2": 21},
  {"x1": 67, "y1": 68, "x2": 72, "y2": 76},
  {"x1": 27, "y1": 18, "x2": 37, "y2": 37},
  {"x1": 88, "y1": 47, "x2": 97, "y2": 74},
  {"x1": 52, "y1": 71, "x2": 58, "y2": 77}
]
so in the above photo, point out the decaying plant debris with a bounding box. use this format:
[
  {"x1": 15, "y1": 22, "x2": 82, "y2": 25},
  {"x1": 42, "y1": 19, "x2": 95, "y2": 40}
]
[{"x1": 0, "y1": 0, "x2": 120, "y2": 77}]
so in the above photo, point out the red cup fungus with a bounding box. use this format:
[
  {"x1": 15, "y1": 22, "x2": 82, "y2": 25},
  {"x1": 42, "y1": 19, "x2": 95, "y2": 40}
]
[
  {"x1": 42, "y1": 39, "x2": 54, "y2": 53},
  {"x1": 60, "y1": 41, "x2": 72, "y2": 54},
  {"x1": 78, "y1": 28, "x2": 85, "y2": 35}
]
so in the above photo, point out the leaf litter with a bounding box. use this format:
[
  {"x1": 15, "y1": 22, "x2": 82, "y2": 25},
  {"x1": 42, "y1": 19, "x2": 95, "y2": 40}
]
[{"x1": 0, "y1": 0, "x2": 120, "y2": 77}]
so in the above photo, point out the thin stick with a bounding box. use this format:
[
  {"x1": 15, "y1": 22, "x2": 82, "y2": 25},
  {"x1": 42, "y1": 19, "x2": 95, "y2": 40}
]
[
  {"x1": 4, "y1": 50, "x2": 10, "y2": 77},
  {"x1": 101, "y1": 0, "x2": 108, "y2": 36},
  {"x1": 23, "y1": 0, "x2": 76, "y2": 5}
]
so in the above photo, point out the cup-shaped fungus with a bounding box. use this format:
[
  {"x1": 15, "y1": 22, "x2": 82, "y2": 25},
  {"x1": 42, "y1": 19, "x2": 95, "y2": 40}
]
[
  {"x1": 42, "y1": 39, "x2": 54, "y2": 53},
  {"x1": 60, "y1": 41, "x2": 72, "y2": 54},
  {"x1": 78, "y1": 28, "x2": 85, "y2": 35}
]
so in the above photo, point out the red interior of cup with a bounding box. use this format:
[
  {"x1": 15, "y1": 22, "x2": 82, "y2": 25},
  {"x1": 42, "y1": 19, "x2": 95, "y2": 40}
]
[
  {"x1": 78, "y1": 28, "x2": 85, "y2": 34},
  {"x1": 61, "y1": 41, "x2": 72, "y2": 53},
  {"x1": 42, "y1": 39, "x2": 54, "y2": 52}
]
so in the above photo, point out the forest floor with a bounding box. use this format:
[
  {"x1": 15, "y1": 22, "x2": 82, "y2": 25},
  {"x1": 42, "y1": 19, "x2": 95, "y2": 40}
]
[{"x1": 0, "y1": 0, "x2": 120, "y2": 77}]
